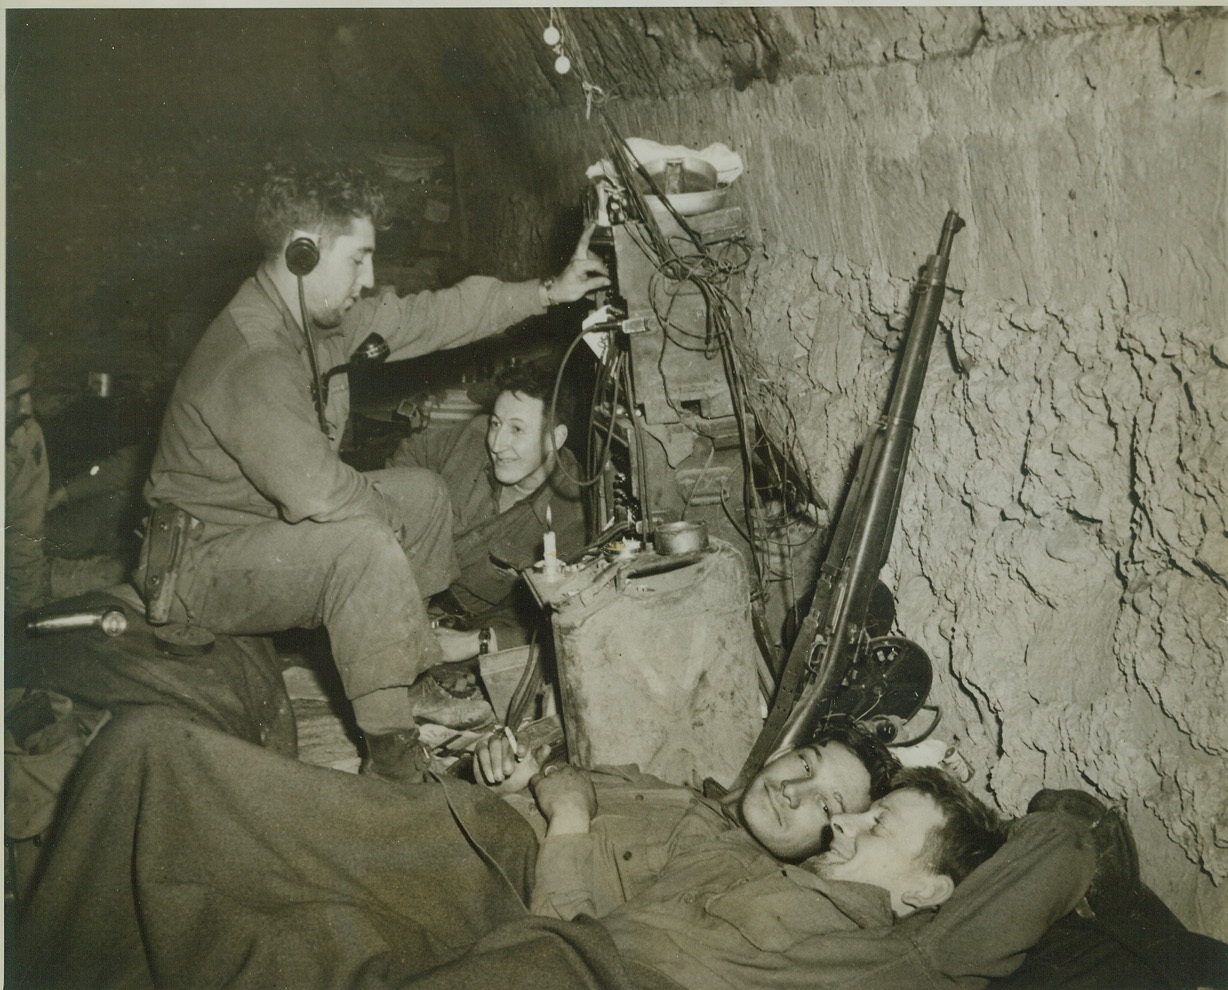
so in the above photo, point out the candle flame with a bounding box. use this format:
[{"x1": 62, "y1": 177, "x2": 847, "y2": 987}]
[{"x1": 546, "y1": 504, "x2": 553, "y2": 530}]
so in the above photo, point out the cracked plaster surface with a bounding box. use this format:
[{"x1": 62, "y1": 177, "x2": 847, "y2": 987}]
[{"x1": 480, "y1": 6, "x2": 1227, "y2": 933}]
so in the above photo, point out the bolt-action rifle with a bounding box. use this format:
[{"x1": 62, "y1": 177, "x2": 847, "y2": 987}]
[{"x1": 732, "y1": 210, "x2": 965, "y2": 790}]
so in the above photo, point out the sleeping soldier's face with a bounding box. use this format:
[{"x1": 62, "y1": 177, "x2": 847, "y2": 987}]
[
  {"x1": 740, "y1": 741, "x2": 873, "y2": 861},
  {"x1": 813, "y1": 787, "x2": 954, "y2": 916}
]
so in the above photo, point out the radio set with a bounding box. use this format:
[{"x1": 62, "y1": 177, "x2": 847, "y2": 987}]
[{"x1": 584, "y1": 196, "x2": 752, "y2": 555}]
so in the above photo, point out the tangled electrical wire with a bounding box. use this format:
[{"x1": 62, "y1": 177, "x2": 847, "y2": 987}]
[
  {"x1": 535, "y1": 5, "x2": 825, "y2": 640},
  {"x1": 609, "y1": 126, "x2": 822, "y2": 579}
]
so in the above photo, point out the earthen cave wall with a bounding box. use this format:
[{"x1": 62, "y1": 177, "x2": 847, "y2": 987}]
[{"x1": 456, "y1": 8, "x2": 1227, "y2": 936}]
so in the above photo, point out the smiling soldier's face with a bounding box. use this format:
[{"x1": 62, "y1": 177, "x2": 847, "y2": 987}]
[
  {"x1": 487, "y1": 390, "x2": 559, "y2": 492},
  {"x1": 739, "y1": 741, "x2": 873, "y2": 861}
]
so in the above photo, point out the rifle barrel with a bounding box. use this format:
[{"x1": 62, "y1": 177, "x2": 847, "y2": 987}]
[{"x1": 731, "y1": 210, "x2": 964, "y2": 785}]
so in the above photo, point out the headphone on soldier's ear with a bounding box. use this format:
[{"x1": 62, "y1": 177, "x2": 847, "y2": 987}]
[
  {"x1": 285, "y1": 232, "x2": 320, "y2": 277},
  {"x1": 283, "y1": 230, "x2": 330, "y2": 437}
]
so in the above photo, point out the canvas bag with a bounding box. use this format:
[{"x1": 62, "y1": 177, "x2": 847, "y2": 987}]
[{"x1": 5, "y1": 687, "x2": 111, "y2": 841}]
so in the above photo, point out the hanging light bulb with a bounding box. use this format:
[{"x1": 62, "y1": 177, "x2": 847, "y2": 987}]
[
  {"x1": 554, "y1": 53, "x2": 571, "y2": 74},
  {"x1": 543, "y1": 24, "x2": 561, "y2": 46}
]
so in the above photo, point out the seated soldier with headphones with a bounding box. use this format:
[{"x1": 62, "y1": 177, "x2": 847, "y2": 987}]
[{"x1": 136, "y1": 159, "x2": 608, "y2": 784}]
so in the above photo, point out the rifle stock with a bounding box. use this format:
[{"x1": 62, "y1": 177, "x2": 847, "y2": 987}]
[{"x1": 732, "y1": 210, "x2": 964, "y2": 789}]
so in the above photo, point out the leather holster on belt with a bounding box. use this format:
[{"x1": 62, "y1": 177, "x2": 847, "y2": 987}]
[{"x1": 142, "y1": 503, "x2": 201, "y2": 625}]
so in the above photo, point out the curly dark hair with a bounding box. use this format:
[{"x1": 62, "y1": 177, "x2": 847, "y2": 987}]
[
  {"x1": 493, "y1": 361, "x2": 554, "y2": 405},
  {"x1": 254, "y1": 160, "x2": 388, "y2": 259},
  {"x1": 890, "y1": 765, "x2": 1005, "y2": 884},
  {"x1": 492, "y1": 361, "x2": 573, "y2": 433},
  {"x1": 811, "y1": 717, "x2": 902, "y2": 801}
]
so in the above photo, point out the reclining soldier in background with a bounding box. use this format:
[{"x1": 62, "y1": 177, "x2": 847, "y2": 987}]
[
  {"x1": 476, "y1": 727, "x2": 1176, "y2": 990},
  {"x1": 476, "y1": 715, "x2": 903, "y2": 918},
  {"x1": 15, "y1": 698, "x2": 1196, "y2": 990},
  {"x1": 5, "y1": 333, "x2": 128, "y2": 621}
]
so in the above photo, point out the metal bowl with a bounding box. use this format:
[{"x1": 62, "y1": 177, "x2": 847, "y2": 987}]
[
  {"x1": 639, "y1": 157, "x2": 726, "y2": 217},
  {"x1": 645, "y1": 186, "x2": 728, "y2": 218},
  {"x1": 639, "y1": 157, "x2": 718, "y2": 194},
  {"x1": 654, "y1": 521, "x2": 709, "y2": 556}
]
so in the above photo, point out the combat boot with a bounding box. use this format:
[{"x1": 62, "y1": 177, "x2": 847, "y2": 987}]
[
  {"x1": 361, "y1": 726, "x2": 432, "y2": 784},
  {"x1": 1027, "y1": 788, "x2": 1139, "y2": 919}
]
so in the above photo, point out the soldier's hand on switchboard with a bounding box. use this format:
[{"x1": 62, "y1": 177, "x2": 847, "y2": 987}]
[{"x1": 547, "y1": 223, "x2": 610, "y2": 303}]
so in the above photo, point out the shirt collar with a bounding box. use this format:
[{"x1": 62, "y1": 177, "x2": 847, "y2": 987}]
[
  {"x1": 783, "y1": 867, "x2": 898, "y2": 926},
  {"x1": 252, "y1": 267, "x2": 304, "y2": 349}
]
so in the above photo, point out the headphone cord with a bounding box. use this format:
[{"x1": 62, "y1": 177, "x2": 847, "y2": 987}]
[{"x1": 296, "y1": 275, "x2": 331, "y2": 436}]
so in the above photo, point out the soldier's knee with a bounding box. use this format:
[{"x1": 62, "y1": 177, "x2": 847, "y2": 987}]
[
  {"x1": 329, "y1": 517, "x2": 405, "y2": 568},
  {"x1": 380, "y1": 465, "x2": 448, "y2": 503},
  {"x1": 94, "y1": 706, "x2": 191, "y2": 755},
  {"x1": 416, "y1": 471, "x2": 450, "y2": 513}
]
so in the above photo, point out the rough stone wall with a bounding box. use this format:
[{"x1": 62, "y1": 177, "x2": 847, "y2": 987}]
[{"x1": 464, "y1": 8, "x2": 1227, "y2": 936}]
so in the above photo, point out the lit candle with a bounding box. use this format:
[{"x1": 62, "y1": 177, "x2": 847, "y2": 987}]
[{"x1": 543, "y1": 504, "x2": 558, "y2": 563}]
